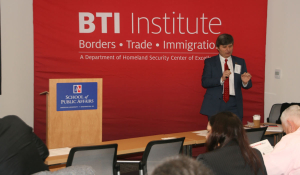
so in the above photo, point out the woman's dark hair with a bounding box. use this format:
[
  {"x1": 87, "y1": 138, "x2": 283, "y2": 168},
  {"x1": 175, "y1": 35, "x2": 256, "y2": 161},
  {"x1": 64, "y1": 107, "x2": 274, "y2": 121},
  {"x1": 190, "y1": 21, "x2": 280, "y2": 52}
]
[
  {"x1": 216, "y1": 34, "x2": 234, "y2": 47},
  {"x1": 206, "y1": 112, "x2": 263, "y2": 175}
]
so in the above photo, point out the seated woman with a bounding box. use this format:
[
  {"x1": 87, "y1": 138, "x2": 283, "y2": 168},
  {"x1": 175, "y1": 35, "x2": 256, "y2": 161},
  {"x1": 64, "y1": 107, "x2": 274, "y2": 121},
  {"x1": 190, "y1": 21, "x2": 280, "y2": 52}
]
[{"x1": 197, "y1": 112, "x2": 267, "y2": 175}]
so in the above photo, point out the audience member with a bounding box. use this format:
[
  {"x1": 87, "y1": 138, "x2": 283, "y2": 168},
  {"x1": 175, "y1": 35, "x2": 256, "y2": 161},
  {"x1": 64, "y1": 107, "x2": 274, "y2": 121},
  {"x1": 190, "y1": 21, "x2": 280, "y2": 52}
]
[
  {"x1": 263, "y1": 105, "x2": 300, "y2": 174},
  {"x1": 197, "y1": 112, "x2": 267, "y2": 175},
  {"x1": 0, "y1": 115, "x2": 49, "y2": 175},
  {"x1": 151, "y1": 155, "x2": 213, "y2": 175}
]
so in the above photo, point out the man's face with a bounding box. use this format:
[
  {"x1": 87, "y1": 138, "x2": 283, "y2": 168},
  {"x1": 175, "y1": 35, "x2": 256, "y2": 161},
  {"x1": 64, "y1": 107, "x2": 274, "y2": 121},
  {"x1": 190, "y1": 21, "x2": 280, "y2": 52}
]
[{"x1": 216, "y1": 43, "x2": 233, "y2": 58}]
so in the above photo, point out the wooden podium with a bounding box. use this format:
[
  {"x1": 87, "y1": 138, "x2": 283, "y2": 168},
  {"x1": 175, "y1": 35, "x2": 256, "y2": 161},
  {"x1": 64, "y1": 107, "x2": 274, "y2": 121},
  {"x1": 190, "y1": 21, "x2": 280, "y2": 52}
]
[{"x1": 44, "y1": 78, "x2": 102, "y2": 149}]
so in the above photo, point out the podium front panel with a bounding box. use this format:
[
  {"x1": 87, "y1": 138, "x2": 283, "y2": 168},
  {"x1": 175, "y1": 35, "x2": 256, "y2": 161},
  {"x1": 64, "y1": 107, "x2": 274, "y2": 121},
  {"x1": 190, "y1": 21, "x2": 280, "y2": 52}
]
[{"x1": 47, "y1": 78, "x2": 102, "y2": 149}]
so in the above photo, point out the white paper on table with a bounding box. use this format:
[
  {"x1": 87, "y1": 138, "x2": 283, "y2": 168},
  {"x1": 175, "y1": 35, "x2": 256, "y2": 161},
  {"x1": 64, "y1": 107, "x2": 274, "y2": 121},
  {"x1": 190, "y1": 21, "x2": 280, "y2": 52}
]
[
  {"x1": 250, "y1": 139, "x2": 273, "y2": 155},
  {"x1": 49, "y1": 147, "x2": 71, "y2": 157},
  {"x1": 193, "y1": 130, "x2": 208, "y2": 137},
  {"x1": 161, "y1": 137, "x2": 176, "y2": 140},
  {"x1": 266, "y1": 125, "x2": 283, "y2": 132}
]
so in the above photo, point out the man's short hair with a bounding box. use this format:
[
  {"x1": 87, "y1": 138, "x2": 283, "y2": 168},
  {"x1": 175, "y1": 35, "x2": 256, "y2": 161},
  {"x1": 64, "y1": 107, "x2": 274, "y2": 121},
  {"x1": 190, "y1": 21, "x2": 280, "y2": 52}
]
[
  {"x1": 151, "y1": 155, "x2": 213, "y2": 175},
  {"x1": 216, "y1": 34, "x2": 234, "y2": 47},
  {"x1": 281, "y1": 105, "x2": 300, "y2": 125}
]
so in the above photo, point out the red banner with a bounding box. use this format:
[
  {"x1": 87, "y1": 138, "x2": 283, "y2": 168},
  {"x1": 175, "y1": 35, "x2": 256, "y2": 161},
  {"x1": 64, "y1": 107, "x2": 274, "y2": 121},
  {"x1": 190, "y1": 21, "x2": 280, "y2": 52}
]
[{"x1": 34, "y1": 0, "x2": 267, "y2": 142}]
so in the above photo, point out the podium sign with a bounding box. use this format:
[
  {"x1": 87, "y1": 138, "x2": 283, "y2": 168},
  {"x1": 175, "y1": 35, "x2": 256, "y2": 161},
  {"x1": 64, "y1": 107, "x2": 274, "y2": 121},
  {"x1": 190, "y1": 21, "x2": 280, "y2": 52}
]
[{"x1": 56, "y1": 82, "x2": 98, "y2": 111}]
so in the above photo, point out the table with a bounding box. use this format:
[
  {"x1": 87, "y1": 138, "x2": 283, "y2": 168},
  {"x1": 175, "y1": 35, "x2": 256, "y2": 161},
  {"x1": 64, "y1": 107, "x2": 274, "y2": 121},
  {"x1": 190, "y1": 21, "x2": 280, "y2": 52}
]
[
  {"x1": 46, "y1": 132, "x2": 202, "y2": 166},
  {"x1": 46, "y1": 128, "x2": 282, "y2": 170}
]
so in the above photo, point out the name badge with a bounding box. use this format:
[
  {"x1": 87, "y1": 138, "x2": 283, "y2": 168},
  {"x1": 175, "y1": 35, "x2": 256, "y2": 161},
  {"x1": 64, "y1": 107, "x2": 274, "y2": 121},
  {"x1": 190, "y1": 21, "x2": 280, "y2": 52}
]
[{"x1": 235, "y1": 64, "x2": 241, "y2": 74}]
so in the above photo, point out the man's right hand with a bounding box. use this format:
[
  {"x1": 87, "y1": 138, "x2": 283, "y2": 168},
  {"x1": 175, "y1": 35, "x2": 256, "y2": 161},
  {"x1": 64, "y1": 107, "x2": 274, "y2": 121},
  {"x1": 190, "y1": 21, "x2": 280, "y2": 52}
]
[{"x1": 221, "y1": 70, "x2": 231, "y2": 81}]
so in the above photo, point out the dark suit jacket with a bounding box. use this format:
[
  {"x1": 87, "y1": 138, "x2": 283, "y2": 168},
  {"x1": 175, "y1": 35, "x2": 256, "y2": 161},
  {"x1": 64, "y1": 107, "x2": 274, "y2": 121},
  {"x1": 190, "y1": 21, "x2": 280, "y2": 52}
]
[
  {"x1": 197, "y1": 141, "x2": 267, "y2": 175},
  {"x1": 200, "y1": 55, "x2": 252, "y2": 119},
  {"x1": 0, "y1": 115, "x2": 49, "y2": 175}
]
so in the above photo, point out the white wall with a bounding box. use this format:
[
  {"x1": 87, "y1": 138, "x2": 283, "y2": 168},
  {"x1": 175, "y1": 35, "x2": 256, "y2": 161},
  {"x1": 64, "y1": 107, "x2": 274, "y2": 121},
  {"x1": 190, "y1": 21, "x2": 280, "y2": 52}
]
[
  {"x1": 0, "y1": 0, "x2": 299, "y2": 126},
  {"x1": 265, "y1": 0, "x2": 300, "y2": 121},
  {"x1": 0, "y1": 0, "x2": 34, "y2": 126}
]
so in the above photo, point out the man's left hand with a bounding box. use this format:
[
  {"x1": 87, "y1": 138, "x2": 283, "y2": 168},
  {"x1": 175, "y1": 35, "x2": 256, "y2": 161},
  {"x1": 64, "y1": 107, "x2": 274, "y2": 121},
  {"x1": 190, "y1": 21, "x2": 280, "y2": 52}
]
[{"x1": 241, "y1": 72, "x2": 252, "y2": 84}]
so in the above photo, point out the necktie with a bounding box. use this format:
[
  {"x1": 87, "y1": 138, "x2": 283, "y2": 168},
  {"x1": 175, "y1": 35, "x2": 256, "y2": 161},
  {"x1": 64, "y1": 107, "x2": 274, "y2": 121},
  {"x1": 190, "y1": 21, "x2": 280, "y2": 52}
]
[{"x1": 223, "y1": 59, "x2": 229, "y2": 103}]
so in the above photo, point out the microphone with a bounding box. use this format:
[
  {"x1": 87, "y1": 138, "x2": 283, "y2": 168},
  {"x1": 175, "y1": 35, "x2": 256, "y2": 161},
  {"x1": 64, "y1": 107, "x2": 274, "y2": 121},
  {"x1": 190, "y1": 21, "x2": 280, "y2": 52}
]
[{"x1": 225, "y1": 69, "x2": 230, "y2": 78}]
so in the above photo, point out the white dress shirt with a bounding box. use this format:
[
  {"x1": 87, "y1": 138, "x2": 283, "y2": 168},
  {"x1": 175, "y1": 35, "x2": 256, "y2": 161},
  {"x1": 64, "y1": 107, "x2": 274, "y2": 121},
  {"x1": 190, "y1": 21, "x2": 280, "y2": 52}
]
[{"x1": 263, "y1": 127, "x2": 300, "y2": 175}]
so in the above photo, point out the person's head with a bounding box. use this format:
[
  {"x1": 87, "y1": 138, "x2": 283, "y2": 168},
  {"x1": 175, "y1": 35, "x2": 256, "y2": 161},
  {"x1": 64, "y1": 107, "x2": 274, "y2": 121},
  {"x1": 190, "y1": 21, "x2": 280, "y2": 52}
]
[
  {"x1": 216, "y1": 34, "x2": 234, "y2": 58},
  {"x1": 206, "y1": 111, "x2": 247, "y2": 151},
  {"x1": 151, "y1": 155, "x2": 213, "y2": 175},
  {"x1": 281, "y1": 105, "x2": 300, "y2": 134}
]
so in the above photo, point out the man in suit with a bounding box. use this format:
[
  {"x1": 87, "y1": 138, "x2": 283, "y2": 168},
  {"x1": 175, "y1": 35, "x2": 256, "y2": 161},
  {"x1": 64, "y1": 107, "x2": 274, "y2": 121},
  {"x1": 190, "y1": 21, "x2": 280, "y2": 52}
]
[{"x1": 200, "y1": 34, "x2": 252, "y2": 120}]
